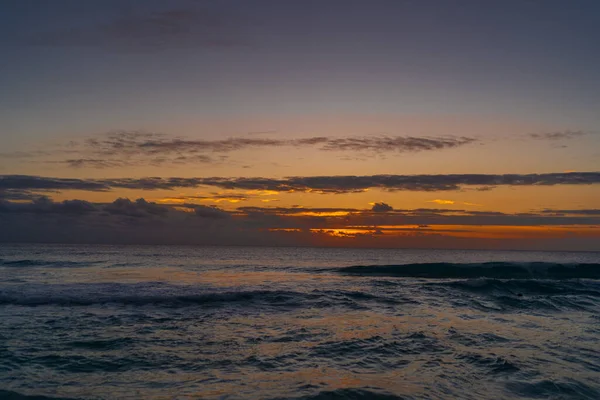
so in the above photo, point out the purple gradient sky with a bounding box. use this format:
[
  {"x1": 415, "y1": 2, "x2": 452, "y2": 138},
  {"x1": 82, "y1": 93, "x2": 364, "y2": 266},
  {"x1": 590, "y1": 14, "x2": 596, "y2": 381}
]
[{"x1": 0, "y1": 1, "x2": 598, "y2": 249}]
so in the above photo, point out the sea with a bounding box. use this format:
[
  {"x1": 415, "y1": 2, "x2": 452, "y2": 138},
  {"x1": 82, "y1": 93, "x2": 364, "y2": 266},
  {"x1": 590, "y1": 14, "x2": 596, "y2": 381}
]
[{"x1": 1, "y1": 244, "x2": 599, "y2": 400}]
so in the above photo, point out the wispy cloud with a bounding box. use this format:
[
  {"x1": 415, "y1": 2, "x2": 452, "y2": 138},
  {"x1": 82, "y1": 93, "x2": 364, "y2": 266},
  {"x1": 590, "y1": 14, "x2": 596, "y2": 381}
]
[
  {"x1": 83, "y1": 131, "x2": 475, "y2": 155},
  {"x1": 26, "y1": 7, "x2": 245, "y2": 52},
  {"x1": 1, "y1": 130, "x2": 478, "y2": 169},
  {"x1": 538, "y1": 209, "x2": 600, "y2": 216},
  {"x1": 0, "y1": 151, "x2": 54, "y2": 159},
  {"x1": 316, "y1": 136, "x2": 476, "y2": 152},
  {"x1": 159, "y1": 189, "x2": 281, "y2": 204},
  {"x1": 159, "y1": 193, "x2": 250, "y2": 204},
  {"x1": 48, "y1": 156, "x2": 218, "y2": 169},
  {"x1": 49, "y1": 159, "x2": 131, "y2": 169},
  {"x1": 528, "y1": 130, "x2": 589, "y2": 141},
  {"x1": 429, "y1": 199, "x2": 455, "y2": 205},
  {"x1": 428, "y1": 200, "x2": 482, "y2": 206},
  {"x1": 86, "y1": 131, "x2": 475, "y2": 154}
]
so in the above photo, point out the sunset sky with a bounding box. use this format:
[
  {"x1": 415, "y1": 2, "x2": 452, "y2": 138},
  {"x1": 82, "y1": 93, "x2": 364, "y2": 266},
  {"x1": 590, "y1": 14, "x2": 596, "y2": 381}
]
[{"x1": 1, "y1": 0, "x2": 599, "y2": 250}]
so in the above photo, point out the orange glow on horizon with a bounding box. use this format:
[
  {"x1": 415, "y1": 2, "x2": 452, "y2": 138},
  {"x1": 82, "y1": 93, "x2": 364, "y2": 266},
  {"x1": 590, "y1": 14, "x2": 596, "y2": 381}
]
[{"x1": 307, "y1": 224, "x2": 600, "y2": 240}]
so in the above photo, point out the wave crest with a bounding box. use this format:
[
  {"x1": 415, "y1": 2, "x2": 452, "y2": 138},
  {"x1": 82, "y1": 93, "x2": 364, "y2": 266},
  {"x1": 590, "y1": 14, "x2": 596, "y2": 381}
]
[
  {"x1": 0, "y1": 289, "x2": 312, "y2": 307},
  {"x1": 337, "y1": 262, "x2": 600, "y2": 279},
  {"x1": 275, "y1": 388, "x2": 405, "y2": 400},
  {"x1": 0, "y1": 259, "x2": 99, "y2": 268}
]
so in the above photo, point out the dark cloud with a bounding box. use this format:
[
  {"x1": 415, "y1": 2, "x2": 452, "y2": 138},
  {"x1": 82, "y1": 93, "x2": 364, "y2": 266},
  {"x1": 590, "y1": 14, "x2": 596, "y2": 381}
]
[
  {"x1": 160, "y1": 193, "x2": 252, "y2": 203},
  {"x1": 1, "y1": 172, "x2": 599, "y2": 194},
  {"x1": 345, "y1": 225, "x2": 475, "y2": 234},
  {"x1": 234, "y1": 206, "x2": 600, "y2": 227},
  {"x1": 0, "y1": 196, "x2": 169, "y2": 218},
  {"x1": 371, "y1": 202, "x2": 394, "y2": 212},
  {"x1": 0, "y1": 198, "x2": 236, "y2": 246},
  {"x1": 26, "y1": 7, "x2": 244, "y2": 52},
  {"x1": 137, "y1": 137, "x2": 288, "y2": 153},
  {"x1": 100, "y1": 177, "x2": 205, "y2": 191},
  {"x1": 189, "y1": 205, "x2": 231, "y2": 219},
  {"x1": 194, "y1": 172, "x2": 600, "y2": 193},
  {"x1": 173, "y1": 195, "x2": 244, "y2": 201},
  {"x1": 0, "y1": 197, "x2": 96, "y2": 215},
  {"x1": 0, "y1": 189, "x2": 47, "y2": 201},
  {"x1": 104, "y1": 198, "x2": 168, "y2": 218},
  {"x1": 538, "y1": 209, "x2": 600, "y2": 216},
  {"x1": 0, "y1": 199, "x2": 598, "y2": 250},
  {"x1": 2, "y1": 199, "x2": 597, "y2": 227},
  {"x1": 0, "y1": 175, "x2": 109, "y2": 191},
  {"x1": 237, "y1": 207, "x2": 361, "y2": 215},
  {"x1": 528, "y1": 130, "x2": 588, "y2": 140}
]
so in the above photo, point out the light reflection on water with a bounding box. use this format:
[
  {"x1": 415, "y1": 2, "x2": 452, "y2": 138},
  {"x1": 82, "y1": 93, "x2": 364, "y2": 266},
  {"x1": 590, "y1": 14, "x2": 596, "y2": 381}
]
[{"x1": 0, "y1": 244, "x2": 599, "y2": 399}]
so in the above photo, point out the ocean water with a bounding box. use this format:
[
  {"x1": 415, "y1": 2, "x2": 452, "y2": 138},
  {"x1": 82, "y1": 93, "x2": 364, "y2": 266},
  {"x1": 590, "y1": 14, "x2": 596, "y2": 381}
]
[{"x1": 1, "y1": 245, "x2": 600, "y2": 400}]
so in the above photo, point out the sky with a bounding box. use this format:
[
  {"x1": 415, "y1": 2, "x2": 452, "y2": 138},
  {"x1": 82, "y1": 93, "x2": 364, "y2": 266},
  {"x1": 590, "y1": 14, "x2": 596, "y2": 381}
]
[{"x1": 0, "y1": 0, "x2": 599, "y2": 250}]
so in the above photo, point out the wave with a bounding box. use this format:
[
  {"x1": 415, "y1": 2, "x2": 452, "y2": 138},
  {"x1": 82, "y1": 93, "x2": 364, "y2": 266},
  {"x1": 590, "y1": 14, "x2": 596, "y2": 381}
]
[
  {"x1": 275, "y1": 389, "x2": 405, "y2": 400},
  {"x1": 443, "y1": 278, "x2": 600, "y2": 296},
  {"x1": 505, "y1": 379, "x2": 600, "y2": 399},
  {"x1": 0, "y1": 259, "x2": 99, "y2": 268},
  {"x1": 433, "y1": 278, "x2": 600, "y2": 312},
  {"x1": 0, "y1": 390, "x2": 79, "y2": 400},
  {"x1": 0, "y1": 289, "x2": 315, "y2": 307},
  {"x1": 336, "y1": 262, "x2": 600, "y2": 279},
  {"x1": 0, "y1": 389, "x2": 404, "y2": 400}
]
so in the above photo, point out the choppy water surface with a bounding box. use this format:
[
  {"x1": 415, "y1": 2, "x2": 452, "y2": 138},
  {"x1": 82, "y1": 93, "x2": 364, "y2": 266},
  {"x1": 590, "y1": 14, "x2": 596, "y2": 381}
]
[{"x1": 1, "y1": 244, "x2": 599, "y2": 399}]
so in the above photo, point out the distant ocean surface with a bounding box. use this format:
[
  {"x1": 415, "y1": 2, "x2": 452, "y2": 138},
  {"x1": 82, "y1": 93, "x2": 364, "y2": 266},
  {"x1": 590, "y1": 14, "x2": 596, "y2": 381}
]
[{"x1": 1, "y1": 244, "x2": 600, "y2": 400}]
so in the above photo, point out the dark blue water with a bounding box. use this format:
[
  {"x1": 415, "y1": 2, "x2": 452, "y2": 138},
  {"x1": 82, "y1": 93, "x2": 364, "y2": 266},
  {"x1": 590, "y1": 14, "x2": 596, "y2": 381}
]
[{"x1": 1, "y1": 244, "x2": 599, "y2": 399}]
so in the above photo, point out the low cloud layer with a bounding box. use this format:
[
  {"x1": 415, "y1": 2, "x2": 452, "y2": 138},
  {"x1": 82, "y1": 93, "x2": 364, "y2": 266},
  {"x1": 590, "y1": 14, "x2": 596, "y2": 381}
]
[
  {"x1": 1, "y1": 172, "x2": 599, "y2": 196},
  {"x1": 538, "y1": 209, "x2": 600, "y2": 216},
  {"x1": 0, "y1": 197, "x2": 598, "y2": 250},
  {"x1": 2, "y1": 198, "x2": 598, "y2": 226},
  {"x1": 233, "y1": 205, "x2": 600, "y2": 226}
]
